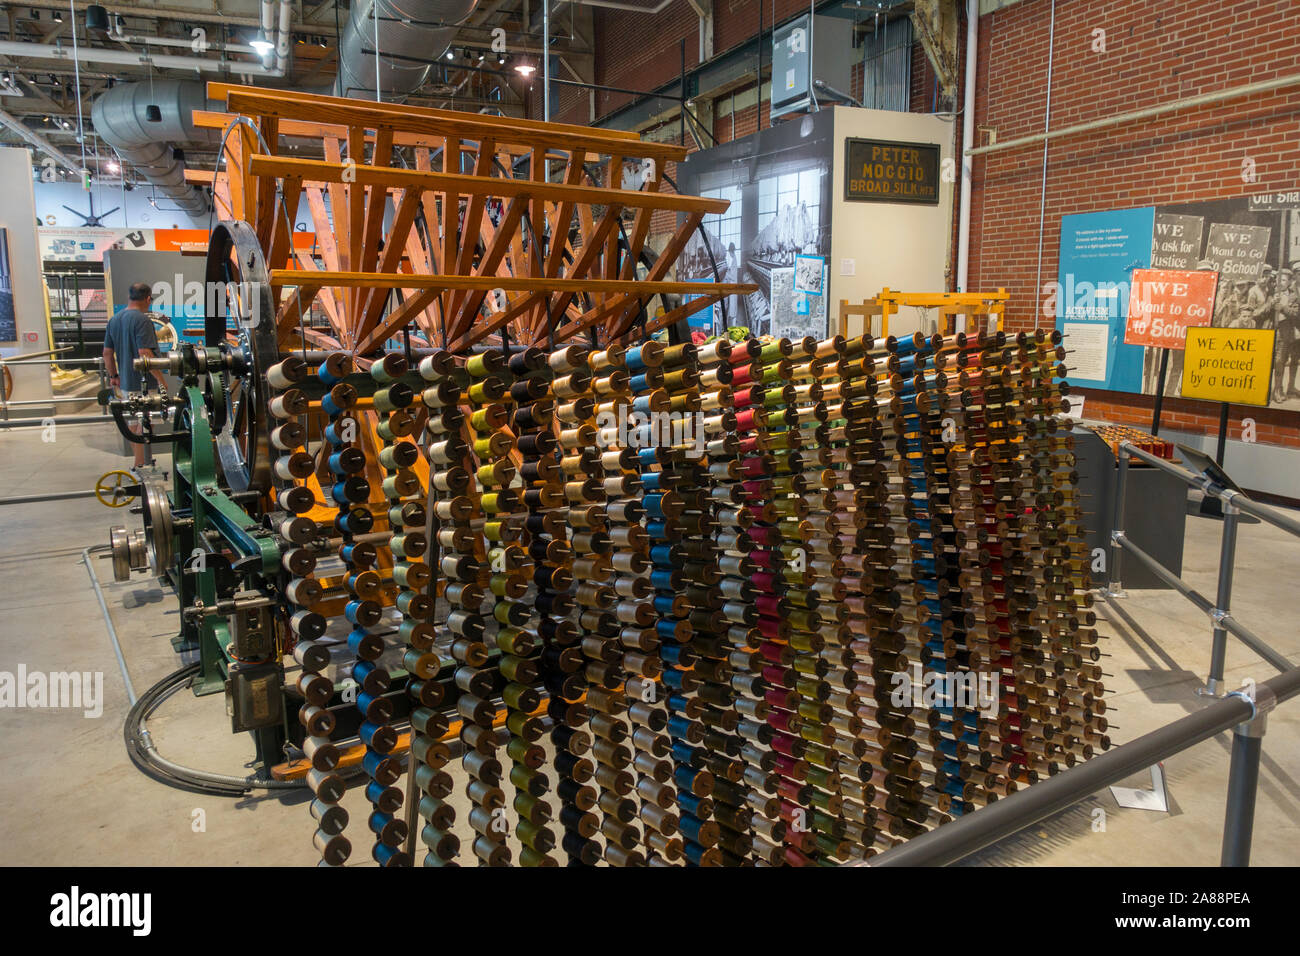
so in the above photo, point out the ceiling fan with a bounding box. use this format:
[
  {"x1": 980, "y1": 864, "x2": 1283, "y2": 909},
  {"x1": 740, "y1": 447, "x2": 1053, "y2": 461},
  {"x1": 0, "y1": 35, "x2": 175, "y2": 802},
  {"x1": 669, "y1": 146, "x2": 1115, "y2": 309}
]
[{"x1": 62, "y1": 193, "x2": 121, "y2": 228}]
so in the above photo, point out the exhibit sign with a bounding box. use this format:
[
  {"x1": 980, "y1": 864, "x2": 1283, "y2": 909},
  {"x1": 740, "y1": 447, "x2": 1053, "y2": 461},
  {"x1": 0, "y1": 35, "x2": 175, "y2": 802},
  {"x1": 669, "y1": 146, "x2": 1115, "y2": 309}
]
[
  {"x1": 1123, "y1": 268, "x2": 1218, "y2": 349},
  {"x1": 39, "y1": 226, "x2": 153, "y2": 261},
  {"x1": 1055, "y1": 207, "x2": 1155, "y2": 392},
  {"x1": 1182, "y1": 327, "x2": 1275, "y2": 407},
  {"x1": 1057, "y1": 191, "x2": 1300, "y2": 409},
  {"x1": 843, "y1": 138, "x2": 940, "y2": 204},
  {"x1": 677, "y1": 107, "x2": 833, "y2": 339}
]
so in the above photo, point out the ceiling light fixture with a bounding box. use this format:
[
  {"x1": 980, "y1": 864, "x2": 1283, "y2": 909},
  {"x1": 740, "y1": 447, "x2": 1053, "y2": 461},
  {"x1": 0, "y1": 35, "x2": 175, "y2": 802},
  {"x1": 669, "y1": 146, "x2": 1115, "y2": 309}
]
[
  {"x1": 250, "y1": 33, "x2": 274, "y2": 55},
  {"x1": 515, "y1": 62, "x2": 536, "y2": 76},
  {"x1": 106, "y1": 160, "x2": 120, "y2": 174}
]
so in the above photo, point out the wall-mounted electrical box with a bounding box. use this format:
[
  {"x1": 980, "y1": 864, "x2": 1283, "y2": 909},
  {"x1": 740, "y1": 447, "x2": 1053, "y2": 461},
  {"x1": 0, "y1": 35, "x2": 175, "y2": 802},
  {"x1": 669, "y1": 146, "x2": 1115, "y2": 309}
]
[{"x1": 770, "y1": 14, "x2": 813, "y2": 121}]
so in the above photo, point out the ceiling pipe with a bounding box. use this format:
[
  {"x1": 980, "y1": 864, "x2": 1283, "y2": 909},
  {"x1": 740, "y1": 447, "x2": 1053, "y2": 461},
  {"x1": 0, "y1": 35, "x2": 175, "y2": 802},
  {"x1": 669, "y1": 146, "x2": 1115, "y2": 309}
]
[
  {"x1": 554, "y1": 0, "x2": 674, "y2": 12},
  {"x1": 274, "y1": 0, "x2": 294, "y2": 74},
  {"x1": 19, "y1": 0, "x2": 334, "y2": 34},
  {"x1": 0, "y1": 40, "x2": 284, "y2": 76},
  {"x1": 0, "y1": 106, "x2": 80, "y2": 174},
  {"x1": 91, "y1": 79, "x2": 214, "y2": 216},
  {"x1": 112, "y1": 33, "x2": 262, "y2": 55},
  {"x1": 334, "y1": 0, "x2": 479, "y2": 100},
  {"x1": 968, "y1": 70, "x2": 1300, "y2": 156},
  {"x1": 258, "y1": 0, "x2": 276, "y2": 67},
  {"x1": 955, "y1": 0, "x2": 976, "y2": 292}
]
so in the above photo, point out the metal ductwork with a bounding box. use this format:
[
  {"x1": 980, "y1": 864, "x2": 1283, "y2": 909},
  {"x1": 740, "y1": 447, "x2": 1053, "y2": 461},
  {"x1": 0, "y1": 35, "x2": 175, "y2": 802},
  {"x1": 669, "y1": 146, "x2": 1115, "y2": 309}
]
[
  {"x1": 335, "y1": 0, "x2": 480, "y2": 100},
  {"x1": 91, "y1": 80, "x2": 215, "y2": 218},
  {"x1": 91, "y1": 0, "x2": 479, "y2": 218}
]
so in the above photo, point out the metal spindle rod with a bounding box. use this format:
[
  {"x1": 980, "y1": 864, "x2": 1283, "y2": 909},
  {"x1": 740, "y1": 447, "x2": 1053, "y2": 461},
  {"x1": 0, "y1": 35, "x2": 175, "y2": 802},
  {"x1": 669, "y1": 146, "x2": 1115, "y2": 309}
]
[
  {"x1": 0, "y1": 489, "x2": 100, "y2": 506},
  {"x1": 0, "y1": 346, "x2": 72, "y2": 363},
  {"x1": 0, "y1": 414, "x2": 156, "y2": 429},
  {"x1": 0, "y1": 356, "x2": 103, "y2": 366},
  {"x1": 1, "y1": 396, "x2": 107, "y2": 407}
]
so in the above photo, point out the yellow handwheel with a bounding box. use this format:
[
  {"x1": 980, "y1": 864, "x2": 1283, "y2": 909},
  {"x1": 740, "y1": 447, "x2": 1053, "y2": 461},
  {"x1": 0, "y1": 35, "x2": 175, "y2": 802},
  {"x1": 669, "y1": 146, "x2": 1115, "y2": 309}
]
[{"x1": 95, "y1": 470, "x2": 136, "y2": 508}]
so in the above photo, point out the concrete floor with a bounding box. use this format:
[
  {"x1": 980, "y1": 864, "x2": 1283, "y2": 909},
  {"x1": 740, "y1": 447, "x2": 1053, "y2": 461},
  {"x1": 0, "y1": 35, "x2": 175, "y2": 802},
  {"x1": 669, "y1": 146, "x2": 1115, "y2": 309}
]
[{"x1": 0, "y1": 420, "x2": 1296, "y2": 866}]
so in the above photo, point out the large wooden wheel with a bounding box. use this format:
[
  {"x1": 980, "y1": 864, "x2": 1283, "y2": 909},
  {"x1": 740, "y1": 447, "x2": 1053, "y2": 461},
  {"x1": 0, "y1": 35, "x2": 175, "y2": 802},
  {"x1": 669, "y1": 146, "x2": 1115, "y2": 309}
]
[{"x1": 194, "y1": 83, "x2": 753, "y2": 358}]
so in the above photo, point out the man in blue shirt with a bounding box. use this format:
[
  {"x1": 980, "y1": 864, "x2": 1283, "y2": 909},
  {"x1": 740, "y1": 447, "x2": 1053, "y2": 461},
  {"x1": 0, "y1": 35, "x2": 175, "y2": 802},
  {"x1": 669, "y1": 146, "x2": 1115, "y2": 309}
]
[{"x1": 103, "y1": 282, "x2": 168, "y2": 473}]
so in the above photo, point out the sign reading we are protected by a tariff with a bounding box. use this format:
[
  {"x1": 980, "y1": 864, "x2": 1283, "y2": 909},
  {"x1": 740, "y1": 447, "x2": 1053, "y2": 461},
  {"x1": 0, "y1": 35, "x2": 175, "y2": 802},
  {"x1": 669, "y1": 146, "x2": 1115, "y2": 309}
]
[
  {"x1": 1182, "y1": 326, "x2": 1275, "y2": 407},
  {"x1": 1123, "y1": 268, "x2": 1218, "y2": 349}
]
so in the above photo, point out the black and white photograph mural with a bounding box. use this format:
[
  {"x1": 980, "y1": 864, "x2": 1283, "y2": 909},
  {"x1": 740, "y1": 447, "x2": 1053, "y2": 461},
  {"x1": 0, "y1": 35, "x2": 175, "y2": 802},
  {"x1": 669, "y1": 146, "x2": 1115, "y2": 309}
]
[{"x1": 677, "y1": 109, "x2": 833, "y2": 341}]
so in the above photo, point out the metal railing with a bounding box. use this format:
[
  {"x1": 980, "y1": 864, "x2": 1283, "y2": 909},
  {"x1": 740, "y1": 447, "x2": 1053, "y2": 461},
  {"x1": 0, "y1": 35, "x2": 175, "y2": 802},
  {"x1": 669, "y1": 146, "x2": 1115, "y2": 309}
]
[
  {"x1": 869, "y1": 440, "x2": 1299, "y2": 867},
  {"x1": 0, "y1": 349, "x2": 109, "y2": 421},
  {"x1": 1104, "y1": 442, "x2": 1295, "y2": 691},
  {"x1": 869, "y1": 665, "x2": 1300, "y2": 866}
]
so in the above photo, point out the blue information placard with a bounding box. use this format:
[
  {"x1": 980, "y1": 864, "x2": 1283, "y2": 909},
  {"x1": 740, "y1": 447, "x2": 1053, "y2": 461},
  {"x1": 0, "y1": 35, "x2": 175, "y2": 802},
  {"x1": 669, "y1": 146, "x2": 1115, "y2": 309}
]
[{"x1": 1055, "y1": 207, "x2": 1154, "y2": 392}]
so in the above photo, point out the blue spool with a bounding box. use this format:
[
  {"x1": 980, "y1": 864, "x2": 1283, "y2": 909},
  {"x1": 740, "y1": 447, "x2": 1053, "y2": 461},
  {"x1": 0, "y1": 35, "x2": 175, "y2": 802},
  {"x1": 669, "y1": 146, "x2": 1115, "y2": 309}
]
[
  {"x1": 673, "y1": 765, "x2": 702, "y2": 794},
  {"x1": 321, "y1": 391, "x2": 348, "y2": 417},
  {"x1": 624, "y1": 345, "x2": 648, "y2": 372},
  {"x1": 346, "y1": 626, "x2": 372, "y2": 653}
]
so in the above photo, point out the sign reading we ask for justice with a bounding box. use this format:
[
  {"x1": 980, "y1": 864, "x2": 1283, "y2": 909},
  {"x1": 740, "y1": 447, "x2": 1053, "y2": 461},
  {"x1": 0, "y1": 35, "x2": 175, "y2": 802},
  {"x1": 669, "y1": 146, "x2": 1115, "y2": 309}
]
[{"x1": 1123, "y1": 268, "x2": 1218, "y2": 349}]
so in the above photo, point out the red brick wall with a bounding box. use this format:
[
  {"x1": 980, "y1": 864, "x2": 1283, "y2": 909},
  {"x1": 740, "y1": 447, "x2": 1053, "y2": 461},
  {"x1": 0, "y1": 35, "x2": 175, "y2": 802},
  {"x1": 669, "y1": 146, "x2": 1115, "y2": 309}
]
[
  {"x1": 969, "y1": 0, "x2": 1300, "y2": 448},
  {"x1": 547, "y1": 0, "x2": 820, "y2": 127}
]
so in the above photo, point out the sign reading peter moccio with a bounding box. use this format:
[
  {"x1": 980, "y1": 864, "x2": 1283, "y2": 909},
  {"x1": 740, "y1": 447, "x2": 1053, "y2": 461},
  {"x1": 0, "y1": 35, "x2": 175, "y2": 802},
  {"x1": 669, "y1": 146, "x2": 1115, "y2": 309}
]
[{"x1": 844, "y1": 138, "x2": 941, "y2": 205}]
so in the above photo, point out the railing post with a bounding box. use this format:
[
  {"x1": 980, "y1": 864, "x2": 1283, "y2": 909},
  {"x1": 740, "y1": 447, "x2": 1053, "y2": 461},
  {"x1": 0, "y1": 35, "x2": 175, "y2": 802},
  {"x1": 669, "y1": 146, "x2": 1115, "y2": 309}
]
[
  {"x1": 1204, "y1": 490, "x2": 1240, "y2": 697},
  {"x1": 1103, "y1": 442, "x2": 1130, "y2": 598},
  {"x1": 1220, "y1": 700, "x2": 1266, "y2": 867}
]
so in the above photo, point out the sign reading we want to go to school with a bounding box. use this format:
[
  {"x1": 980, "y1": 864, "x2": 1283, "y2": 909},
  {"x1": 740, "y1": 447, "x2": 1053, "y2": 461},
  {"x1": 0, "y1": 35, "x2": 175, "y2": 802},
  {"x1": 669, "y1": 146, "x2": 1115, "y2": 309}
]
[{"x1": 1123, "y1": 268, "x2": 1218, "y2": 349}]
